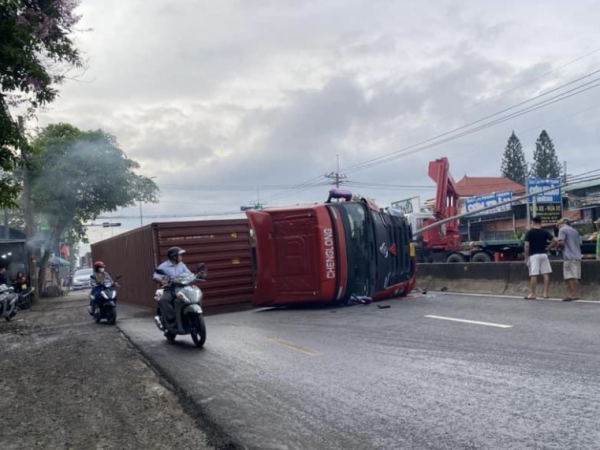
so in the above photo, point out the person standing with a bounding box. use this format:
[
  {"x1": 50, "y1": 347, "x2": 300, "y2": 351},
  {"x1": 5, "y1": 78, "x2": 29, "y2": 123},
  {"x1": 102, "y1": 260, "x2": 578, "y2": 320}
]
[
  {"x1": 524, "y1": 216, "x2": 556, "y2": 300},
  {"x1": 595, "y1": 218, "x2": 600, "y2": 261},
  {"x1": 555, "y1": 218, "x2": 582, "y2": 301}
]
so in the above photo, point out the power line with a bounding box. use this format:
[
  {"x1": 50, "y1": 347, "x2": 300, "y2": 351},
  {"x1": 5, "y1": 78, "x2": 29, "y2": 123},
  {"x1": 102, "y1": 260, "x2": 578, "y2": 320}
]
[
  {"x1": 95, "y1": 169, "x2": 600, "y2": 223},
  {"x1": 413, "y1": 46, "x2": 600, "y2": 143},
  {"x1": 260, "y1": 174, "x2": 329, "y2": 204},
  {"x1": 342, "y1": 69, "x2": 600, "y2": 175},
  {"x1": 158, "y1": 182, "x2": 329, "y2": 191},
  {"x1": 342, "y1": 76, "x2": 600, "y2": 175}
]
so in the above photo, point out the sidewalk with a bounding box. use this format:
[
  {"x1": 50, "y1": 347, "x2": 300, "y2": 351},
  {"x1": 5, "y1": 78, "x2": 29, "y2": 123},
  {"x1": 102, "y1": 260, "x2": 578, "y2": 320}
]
[{"x1": 0, "y1": 292, "x2": 213, "y2": 450}]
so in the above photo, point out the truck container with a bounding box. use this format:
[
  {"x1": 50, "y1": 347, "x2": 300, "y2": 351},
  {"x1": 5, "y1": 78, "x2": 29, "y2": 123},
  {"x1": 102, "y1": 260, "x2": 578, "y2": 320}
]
[{"x1": 91, "y1": 219, "x2": 254, "y2": 311}]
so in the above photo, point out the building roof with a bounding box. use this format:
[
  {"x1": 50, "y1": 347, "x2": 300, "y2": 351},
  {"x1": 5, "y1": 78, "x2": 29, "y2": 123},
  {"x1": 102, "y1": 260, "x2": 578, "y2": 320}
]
[
  {"x1": 456, "y1": 176, "x2": 525, "y2": 197},
  {"x1": 563, "y1": 178, "x2": 600, "y2": 192}
]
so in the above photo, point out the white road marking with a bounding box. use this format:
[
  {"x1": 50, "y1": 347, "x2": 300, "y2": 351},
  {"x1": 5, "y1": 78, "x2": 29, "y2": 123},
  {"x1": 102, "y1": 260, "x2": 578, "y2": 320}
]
[
  {"x1": 425, "y1": 315, "x2": 513, "y2": 328},
  {"x1": 267, "y1": 337, "x2": 321, "y2": 356},
  {"x1": 437, "y1": 291, "x2": 599, "y2": 304}
]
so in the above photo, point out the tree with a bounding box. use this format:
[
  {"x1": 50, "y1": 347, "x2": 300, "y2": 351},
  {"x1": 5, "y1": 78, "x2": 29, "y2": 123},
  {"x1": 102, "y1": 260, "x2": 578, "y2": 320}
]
[
  {"x1": 28, "y1": 123, "x2": 159, "y2": 292},
  {"x1": 531, "y1": 130, "x2": 561, "y2": 179},
  {"x1": 500, "y1": 132, "x2": 528, "y2": 185},
  {"x1": 0, "y1": 0, "x2": 83, "y2": 207}
]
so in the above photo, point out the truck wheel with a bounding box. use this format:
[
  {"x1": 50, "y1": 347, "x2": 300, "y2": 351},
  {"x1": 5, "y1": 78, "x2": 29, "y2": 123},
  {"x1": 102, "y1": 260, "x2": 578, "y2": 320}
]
[
  {"x1": 472, "y1": 252, "x2": 492, "y2": 263},
  {"x1": 446, "y1": 254, "x2": 466, "y2": 263}
]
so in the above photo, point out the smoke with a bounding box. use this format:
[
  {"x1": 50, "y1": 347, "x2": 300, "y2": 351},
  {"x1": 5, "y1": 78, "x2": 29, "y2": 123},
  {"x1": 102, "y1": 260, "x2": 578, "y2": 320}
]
[{"x1": 25, "y1": 126, "x2": 158, "y2": 271}]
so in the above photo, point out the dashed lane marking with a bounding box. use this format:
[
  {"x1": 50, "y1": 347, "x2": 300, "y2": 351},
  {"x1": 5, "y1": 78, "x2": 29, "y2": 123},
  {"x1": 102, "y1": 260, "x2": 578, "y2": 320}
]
[
  {"x1": 425, "y1": 315, "x2": 513, "y2": 329},
  {"x1": 267, "y1": 337, "x2": 321, "y2": 356}
]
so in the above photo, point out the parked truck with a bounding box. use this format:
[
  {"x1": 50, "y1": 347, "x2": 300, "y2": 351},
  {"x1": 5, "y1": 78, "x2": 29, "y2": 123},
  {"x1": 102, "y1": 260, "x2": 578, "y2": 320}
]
[
  {"x1": 246, "y1": 189, "x2": 416, "y2": 307},
  {"x1": 410, "y1": 157, "x2": 597, "y2": 263}
]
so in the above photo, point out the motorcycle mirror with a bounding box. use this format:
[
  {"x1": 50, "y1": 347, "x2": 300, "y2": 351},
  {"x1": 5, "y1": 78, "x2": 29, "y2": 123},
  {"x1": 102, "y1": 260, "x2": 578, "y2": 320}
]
[
  {"x1": 116, "y1": 274, "x2": 123, "y2": 280},
  {"x1": 196, "y1": 263, "x2": 206, "y2": 271},
  {"x1": 154, "y1": 269, "x2": 166, "y2": 276}
]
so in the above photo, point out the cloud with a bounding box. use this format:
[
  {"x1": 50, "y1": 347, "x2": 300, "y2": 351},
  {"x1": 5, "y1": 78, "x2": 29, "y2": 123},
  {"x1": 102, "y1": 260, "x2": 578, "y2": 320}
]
[{"x1": 33, "y1": 0, "x2": 600, "y2": 251}]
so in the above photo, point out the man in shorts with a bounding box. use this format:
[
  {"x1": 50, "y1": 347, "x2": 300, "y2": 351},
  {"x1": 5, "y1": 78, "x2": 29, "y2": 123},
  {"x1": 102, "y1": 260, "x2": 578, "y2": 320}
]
[
  {"x1": 556, "y1": 218, "x2": 582, "y2": 301},
  {"x1": 595, "y1": 218, "x2": 600, "y2": 261},
  {"x1": 524, "y1": 216, "x2": 556, "y2": 299}
]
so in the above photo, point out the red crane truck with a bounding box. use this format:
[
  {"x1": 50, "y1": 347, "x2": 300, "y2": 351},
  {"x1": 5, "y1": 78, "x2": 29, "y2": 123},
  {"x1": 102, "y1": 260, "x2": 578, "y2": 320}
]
[
  {"x1": 412, "y1": 157, "x2": 596, "y2": 263},
  {"x1": 246, "y1": 190, "x2": 417, "y2": 307},
  {"x1": 411, "y1": 157, "x2": 526, "y2": 263}
]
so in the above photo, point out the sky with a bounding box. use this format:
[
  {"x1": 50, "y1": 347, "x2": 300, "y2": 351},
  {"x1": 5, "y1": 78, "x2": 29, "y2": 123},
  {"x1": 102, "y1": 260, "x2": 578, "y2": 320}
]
[{"x1": 33, "y1": 0, "x2": 600, "y2": 255}]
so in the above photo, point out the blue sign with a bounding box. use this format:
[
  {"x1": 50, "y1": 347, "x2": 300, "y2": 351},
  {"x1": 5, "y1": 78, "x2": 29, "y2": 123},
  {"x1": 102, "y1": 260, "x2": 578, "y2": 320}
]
[
  {"x1": 464, "y1": 190, "x2": 514, "y2": 217},
  {"x1": 526, "y1": 178, "x2": 561, "y2": 204}
]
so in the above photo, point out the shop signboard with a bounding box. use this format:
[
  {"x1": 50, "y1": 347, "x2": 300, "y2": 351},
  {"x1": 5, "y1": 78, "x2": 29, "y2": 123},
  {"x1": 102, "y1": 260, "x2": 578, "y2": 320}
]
[
  {"x1": 464, "y1": 190, "x2": 513, "y2": 217},
  {"x1": 526, "y1": 178, "x2": 561, "y2": 204},
  {"x1": 528, "y1": 203, "x2": 562, "y2": 224},
  {"x1": 391, "y1": 196, "x2": 421, "y2": 214}
]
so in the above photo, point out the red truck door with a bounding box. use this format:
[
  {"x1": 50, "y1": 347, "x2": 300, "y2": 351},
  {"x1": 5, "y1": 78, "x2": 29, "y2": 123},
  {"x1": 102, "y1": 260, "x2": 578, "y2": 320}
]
[
  {"x1": 247, "y1": 208, "x2": 337, "y2": 306},
  {"x1": 272, "y1": 214, "x2": 320, "y2": 296}
]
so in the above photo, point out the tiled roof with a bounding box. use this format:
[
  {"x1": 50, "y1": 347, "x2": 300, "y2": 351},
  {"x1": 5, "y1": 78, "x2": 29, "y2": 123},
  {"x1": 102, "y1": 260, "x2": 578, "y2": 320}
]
[{"x1": 456, "y1": 176, "x2": 525, "y2": 197}]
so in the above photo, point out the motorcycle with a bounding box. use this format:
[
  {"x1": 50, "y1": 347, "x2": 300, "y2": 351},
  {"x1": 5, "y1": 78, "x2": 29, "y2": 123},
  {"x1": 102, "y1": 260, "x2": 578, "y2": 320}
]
[
  {"x1": 89, "y1": 275, "x2": 122, "y2": 325},
  {"x1": 0, "y1": 284, "x2": 19, "y2": 321},
  {"x1": 153, "y1": 263, "x2": 207, "y2": 348},
  {"x1": 14, "y1": 284, "x2": 35, "y2": 310}
]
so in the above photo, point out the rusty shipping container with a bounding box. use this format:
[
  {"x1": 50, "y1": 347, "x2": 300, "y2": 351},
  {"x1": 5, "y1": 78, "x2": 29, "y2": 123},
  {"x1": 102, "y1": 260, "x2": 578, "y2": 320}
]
[{"x1": 91, "y1": 219, "x2": 254, "y2": 310}]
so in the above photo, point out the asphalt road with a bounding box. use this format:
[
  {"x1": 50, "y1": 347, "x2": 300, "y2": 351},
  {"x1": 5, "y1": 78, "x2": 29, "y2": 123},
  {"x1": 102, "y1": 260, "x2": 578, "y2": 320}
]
[{"x1": 118, "y1": 294, "x2": 600, "y2": 450}]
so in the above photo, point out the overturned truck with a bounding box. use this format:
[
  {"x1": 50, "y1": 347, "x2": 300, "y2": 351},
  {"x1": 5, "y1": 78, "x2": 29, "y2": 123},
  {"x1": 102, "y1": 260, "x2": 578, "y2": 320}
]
[
  {"x1": 92, "y1": 191, "x2": 417, "y2": 310},
  {"x1": 246, "y1": 190, "x2": 416, "y2": 307}
]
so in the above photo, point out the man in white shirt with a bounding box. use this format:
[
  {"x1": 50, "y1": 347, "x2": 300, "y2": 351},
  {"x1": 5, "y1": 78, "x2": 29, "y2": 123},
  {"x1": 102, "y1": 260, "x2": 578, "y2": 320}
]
[{"x1": 153, "y1": 247, "x2": 192, "y2": 326}]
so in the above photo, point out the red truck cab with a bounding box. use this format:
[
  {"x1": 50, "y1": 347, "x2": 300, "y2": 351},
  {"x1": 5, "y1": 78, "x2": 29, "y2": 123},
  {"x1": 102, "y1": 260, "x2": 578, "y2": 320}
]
[{"x1": 246, "y1": 192, "x2": 416, "y2": 307}]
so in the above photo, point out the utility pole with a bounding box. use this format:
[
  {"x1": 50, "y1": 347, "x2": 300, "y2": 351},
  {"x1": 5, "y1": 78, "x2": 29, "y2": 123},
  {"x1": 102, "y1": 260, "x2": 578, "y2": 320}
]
[{"x1": 325, "y1": 153, "x2": 347, "y2": 188}]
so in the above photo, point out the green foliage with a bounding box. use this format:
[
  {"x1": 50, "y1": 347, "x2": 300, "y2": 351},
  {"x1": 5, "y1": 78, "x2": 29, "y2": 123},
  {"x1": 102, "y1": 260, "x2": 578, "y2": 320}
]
[
  {"x1": 30, "y1": 123, "x2": 159, "y2": 242},
  {"x1": 531, "y1": 130, "x2": 561, "y2": 179},
  {"x1": 0, "y1": 0, "x2": 83, "y2": 207},
  {"x1": 500, "y1": 132, "x2": 528, "y2": 185}
]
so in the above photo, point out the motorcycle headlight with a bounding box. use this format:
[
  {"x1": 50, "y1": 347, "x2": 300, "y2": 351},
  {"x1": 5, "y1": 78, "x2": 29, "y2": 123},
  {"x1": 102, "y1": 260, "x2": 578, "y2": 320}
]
[{"x1": 101, "y1": 292, "x2": 108, "y2": 299}]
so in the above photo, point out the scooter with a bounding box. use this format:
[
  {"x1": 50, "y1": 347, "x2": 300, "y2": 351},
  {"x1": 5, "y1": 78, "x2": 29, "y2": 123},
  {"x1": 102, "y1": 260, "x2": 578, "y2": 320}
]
[
  {"x1": 15, "y1": 285, "x2": 35, "y2": 310},
  {"x1": 0, "y1": 284, "x2": 19, "y2": 321},
  {"x1": 89, "y1": 276, "x2": 122, "y2": 325},
  {"x1": 153, "y1": 263, "x2": 207, "y2": 348}
]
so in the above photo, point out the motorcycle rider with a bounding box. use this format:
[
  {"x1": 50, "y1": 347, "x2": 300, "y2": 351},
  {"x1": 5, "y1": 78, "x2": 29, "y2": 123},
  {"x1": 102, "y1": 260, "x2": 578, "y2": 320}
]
[
  {"x1": 153, "y1": 247, "x2": 192, "y2": 327},
  {"x1": 0, "y1": 266, "x2": 8, "y2": 286},
  {"x1": 89, "y1": 261, "x2": 116, "y2": 315}
]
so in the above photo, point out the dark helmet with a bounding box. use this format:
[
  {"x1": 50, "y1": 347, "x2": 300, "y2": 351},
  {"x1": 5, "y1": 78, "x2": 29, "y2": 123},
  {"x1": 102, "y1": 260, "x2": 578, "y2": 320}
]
[
  {"x1": 167, "y1": 247, "x2": 185, "y2": 261},
  {"x1": 93, "y1": 261, "x2": 105, "y2": 270}
]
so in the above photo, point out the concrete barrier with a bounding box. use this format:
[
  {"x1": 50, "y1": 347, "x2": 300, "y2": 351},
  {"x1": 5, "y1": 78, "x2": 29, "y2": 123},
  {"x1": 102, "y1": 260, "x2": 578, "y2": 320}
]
[{"x1": 417, "y1": 261, "x2": 600, "y2": 300}]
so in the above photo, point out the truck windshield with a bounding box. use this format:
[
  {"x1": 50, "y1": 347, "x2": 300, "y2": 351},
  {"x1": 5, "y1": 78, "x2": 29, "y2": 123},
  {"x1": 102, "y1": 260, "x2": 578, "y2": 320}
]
[{"x1": 334, "y1": 203, "x2": 372, "y2": 297}]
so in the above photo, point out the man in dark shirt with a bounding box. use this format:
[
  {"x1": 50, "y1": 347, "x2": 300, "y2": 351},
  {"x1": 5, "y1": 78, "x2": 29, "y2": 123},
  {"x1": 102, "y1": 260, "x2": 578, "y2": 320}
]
[{"x1": 524, "y1": 216, "x2": 556, "y2": 299}]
